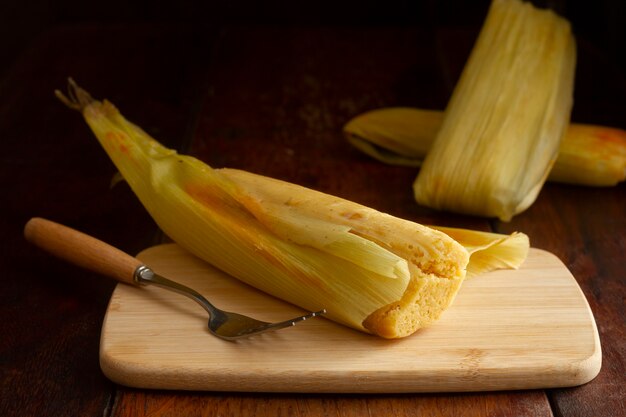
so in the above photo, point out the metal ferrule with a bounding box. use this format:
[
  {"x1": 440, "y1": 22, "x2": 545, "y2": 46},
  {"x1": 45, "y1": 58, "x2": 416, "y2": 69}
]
[{"x1": 133, "y1": 265, "x2": 154, "y2": 285}]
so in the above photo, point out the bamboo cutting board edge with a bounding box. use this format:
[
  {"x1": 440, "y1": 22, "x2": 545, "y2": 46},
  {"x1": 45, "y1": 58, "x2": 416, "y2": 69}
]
[{"x1": 99, "y1": 244, "x2": 601, "y2": 393}]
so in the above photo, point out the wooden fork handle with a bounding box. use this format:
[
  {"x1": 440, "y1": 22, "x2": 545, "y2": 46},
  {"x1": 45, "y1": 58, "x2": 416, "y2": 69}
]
[{"x1": 24, "y1": 217, "x2": 142, "y2": 285}]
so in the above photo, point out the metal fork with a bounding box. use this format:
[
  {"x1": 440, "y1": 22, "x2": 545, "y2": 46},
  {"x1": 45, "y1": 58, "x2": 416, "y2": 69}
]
[{"x1": 24, "y1": 217, "x2": 325, "y2": 341}]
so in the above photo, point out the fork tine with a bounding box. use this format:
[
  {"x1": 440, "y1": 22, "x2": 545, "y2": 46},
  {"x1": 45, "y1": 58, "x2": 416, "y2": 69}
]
[
  {"x1": 225, "y1": 309, "x2": 327, "y2": 340},
  {"x1": 251, "y1": 309, "x2": 326, "y2": 332},
  {"x1": 294, "y1": 309, "x2": 327, "y2": 323}
]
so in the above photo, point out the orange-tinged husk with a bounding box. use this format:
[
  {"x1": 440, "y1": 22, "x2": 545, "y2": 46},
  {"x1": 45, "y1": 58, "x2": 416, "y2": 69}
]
[
  {"x1": 344, "y1": 107, "x2": 626, "y2": 186},
  {"x1": 547, "y1": 124, "x2": 626, "y2": 186}
]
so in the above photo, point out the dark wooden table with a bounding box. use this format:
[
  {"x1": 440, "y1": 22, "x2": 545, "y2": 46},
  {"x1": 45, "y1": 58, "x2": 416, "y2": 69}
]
[{"x1": 1, "y1": 6, "x2": 624, "y2": 417}]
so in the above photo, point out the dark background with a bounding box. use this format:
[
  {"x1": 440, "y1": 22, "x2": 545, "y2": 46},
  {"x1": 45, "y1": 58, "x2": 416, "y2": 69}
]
[{"x1": 1, "y1": 0, "x2": 624, "y2": 80}]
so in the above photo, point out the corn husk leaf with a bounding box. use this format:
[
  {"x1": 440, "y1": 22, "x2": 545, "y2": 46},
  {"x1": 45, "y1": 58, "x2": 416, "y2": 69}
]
[
  {"x1": 431, "y1": 226, "x2": 529, "y2": 277},
  {"x1": 345, "y1": 108, "x2": 442, "y2": 166}
]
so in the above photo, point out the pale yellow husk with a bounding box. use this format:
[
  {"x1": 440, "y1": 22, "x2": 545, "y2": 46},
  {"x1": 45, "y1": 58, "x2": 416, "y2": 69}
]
[
  {"x1": 344, "y1": 107, "x2": 626, "y2": 186},
  {"x1": 413, "y1": 0, "x2": 576, "y2": 221},
  {"x1": 430, "y1": 226, "x2": 529, "y2": 278}
]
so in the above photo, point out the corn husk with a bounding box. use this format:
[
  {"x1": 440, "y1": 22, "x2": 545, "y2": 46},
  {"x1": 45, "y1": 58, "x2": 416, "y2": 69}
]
[
  {"x1": 347, "y1": 108, "x2": 443, "y2": 165},
  {"x1": 430, "y1": 226, "x2": 529, "y2": 278},
  {"x1": 344, "y1": 107, "x2": 626, "y2": 186},
  {"x1": 413, "y1": 0, "x2": 576, "y2": 221}
]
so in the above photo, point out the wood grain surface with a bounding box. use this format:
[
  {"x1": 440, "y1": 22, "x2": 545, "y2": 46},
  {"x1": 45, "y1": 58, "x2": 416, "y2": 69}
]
[{"x1": 100, "y1": 244, "x2": 600, "y2": 393}]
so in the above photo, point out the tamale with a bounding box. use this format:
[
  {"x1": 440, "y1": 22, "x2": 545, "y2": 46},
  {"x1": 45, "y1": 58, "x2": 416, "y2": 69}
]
[
  {"x1": 56, "y1": 80, "x2": 471, "y2": 338},
  {"x1": 413, "y1": 0, "x2": 577, "y2": 221}
]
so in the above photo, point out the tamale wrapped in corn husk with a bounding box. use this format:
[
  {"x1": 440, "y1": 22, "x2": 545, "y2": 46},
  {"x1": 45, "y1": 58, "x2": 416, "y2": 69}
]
[
  {"x1": 413, "y1": 0, "x2": 576, "y2": 221},
  {"x1": 57, "y1": 81, "x2": 469, "y2": 338},
  {"x1": 56, "y1": 81, "x2": 529, "y2": 338},
  {"x1": 344, "y1": 107, "x2": 626, "y2": 186}
]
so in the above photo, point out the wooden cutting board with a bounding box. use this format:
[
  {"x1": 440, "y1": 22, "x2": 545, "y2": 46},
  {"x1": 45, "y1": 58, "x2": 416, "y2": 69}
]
[{"x1": 100, "y1": 244, "x2": 601, "y2": 393}]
